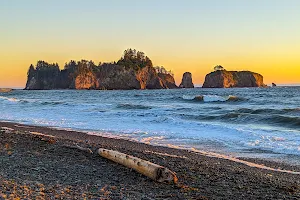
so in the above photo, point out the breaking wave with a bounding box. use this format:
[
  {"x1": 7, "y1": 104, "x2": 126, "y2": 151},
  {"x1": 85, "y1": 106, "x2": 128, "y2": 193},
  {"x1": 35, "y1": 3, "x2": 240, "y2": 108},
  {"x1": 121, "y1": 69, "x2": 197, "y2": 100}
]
[
  {"x1": 0, "y1": 96, "x2": 20, "y2": 102},
  {"x1": 0, "y1": 96, "x2": 32, "y2": 103},
  {"x1": 0, "y1": 96, "x2": 68, "y2": 106},
  {"x1": 189, "y1": 111, "x2": 300, "y2": 129}
]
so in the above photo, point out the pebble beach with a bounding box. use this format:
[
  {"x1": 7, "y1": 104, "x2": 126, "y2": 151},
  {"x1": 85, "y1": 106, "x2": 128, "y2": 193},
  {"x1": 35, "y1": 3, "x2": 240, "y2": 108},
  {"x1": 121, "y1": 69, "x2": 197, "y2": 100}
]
[{"x1": 0, "y1": 121, "x2": 299, "y2": 199}]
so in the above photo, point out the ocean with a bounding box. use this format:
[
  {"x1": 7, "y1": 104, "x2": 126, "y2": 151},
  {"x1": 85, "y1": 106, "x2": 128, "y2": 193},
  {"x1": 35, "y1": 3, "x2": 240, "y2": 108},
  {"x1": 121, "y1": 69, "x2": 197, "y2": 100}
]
[{"x1": 1, "y1": 87, "x2": 300, "y2": 164}]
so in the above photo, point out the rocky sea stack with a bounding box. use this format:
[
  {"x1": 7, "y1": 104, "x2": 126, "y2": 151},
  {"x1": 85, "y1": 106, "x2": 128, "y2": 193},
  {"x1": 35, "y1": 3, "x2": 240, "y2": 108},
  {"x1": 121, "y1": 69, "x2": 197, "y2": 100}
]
[
  {"x1": 179, "y1": 72, "x2": 194, "y2": 88},
  {"x1": 25, "y1": 49, "x2": 177, "y2": 90},
  {"x1": 202, "y1": 70, "x2": 266, "y2": 88}
]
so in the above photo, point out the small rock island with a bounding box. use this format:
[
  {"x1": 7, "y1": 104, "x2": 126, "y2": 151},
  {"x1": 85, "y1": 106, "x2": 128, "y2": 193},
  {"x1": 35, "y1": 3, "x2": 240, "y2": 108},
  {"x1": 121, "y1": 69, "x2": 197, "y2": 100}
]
[
  {"x1": 25, "y1": 49, "x2": 177, "y2": 90},
  {"x1": 202, "y1": 66, "x2": 266, "y2": 88},
  {"x1": 179, "y1": 72, "x2": 194, "y2": 88}
]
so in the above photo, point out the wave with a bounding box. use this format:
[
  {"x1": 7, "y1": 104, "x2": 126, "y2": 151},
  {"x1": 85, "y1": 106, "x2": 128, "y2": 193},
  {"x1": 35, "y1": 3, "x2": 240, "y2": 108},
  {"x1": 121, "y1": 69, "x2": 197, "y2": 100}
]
[
  {"x1": 0, "y1": 96, "x2": 20, "y2": 102},
  {"x1": 40, "y1": 101, "x2": 67, "y2": 106},
  {"x1": 0, "y1": 96, "x2": 32, "y2": 103},
  {"x1": 0, "y1": 96, "x2": 69, "y2": 106},
  {"x1": 117, "y1": 103, "x2": 152, "y2": 110},
  {"x1": 283, "y1": 108, "x2": 300, "y2": 113},
  {"x1": 182, "y1": 95, "x2": 244, "y2": 102},
  {"x1": 270, "y1": 115, "x2": 300, "y2": 128},
  {"x1": 189, "y1": 111, "x2": 300, "y2": 129},
  {"x1": 237, "y1": 108, "x2": 300, "y2": 115}
]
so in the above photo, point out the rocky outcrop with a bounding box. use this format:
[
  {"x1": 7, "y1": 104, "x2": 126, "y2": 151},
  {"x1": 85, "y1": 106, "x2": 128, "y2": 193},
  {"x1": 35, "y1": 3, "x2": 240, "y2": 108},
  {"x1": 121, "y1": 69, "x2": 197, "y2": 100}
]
[
  {"x1": 157, "y1": 73, "x2": 177, "y2": 89},
  {"x1": 96, "y1": 64, "x2": 141, "y2": 90},
  {"x1": 75, "y1": 71, "x2": 99, "y2": 89},
  {"x1": 272, "y1": 83, "x2": 277, "y2": 87},
  {"x1": 25, "y1": 49, "x2": 180, "y2": 90},
  {"x1": 179, "y1": 72, "x2": 194, "y2": 88},
  {"x1": 202, "y1": 70, "x2": 266, "y2": 88},
  {"x1": 25, "y1": 62, "x2": 60, "y2": 90},
  {"x1": 25, "y1": 63, "x2": 178, "y2": 90}
]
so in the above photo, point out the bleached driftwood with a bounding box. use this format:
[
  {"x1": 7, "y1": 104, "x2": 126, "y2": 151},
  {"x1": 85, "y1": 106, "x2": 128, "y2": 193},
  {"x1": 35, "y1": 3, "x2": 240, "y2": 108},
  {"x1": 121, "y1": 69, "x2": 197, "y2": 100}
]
[
  {"x1": 98, "y1": 148, "x2": 178, "y2": 184},
  {"x1": 29, "y1": 131, "x2": 55, "y2": 138},
  {"x1": 1, "y1": 127, "x2": 14, "y2": 133},
  {"x1": 63, "y1": 144, "x2": 93, "y2": 154}
]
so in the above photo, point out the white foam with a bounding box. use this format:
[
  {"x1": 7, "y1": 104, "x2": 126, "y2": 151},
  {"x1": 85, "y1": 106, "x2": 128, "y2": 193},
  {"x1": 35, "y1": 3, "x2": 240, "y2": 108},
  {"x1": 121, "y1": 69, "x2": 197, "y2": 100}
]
[
  {"x1": 182, "y1": 95, "x2": 238, "y2": 102},
  {"x1": 203, "y1": 95, "x2": 228, "y2": 102},
  {"x1": 0, "y1": 96, "x2": 20, "y2": 102},
  {"x1": 182, "y1": 95, "x2": 195, "y2": 100}
]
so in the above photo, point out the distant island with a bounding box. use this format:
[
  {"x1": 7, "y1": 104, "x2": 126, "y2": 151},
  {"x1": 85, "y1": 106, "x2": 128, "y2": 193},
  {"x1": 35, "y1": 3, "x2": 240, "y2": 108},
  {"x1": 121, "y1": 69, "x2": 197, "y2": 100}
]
[
  {"x1": 25, "y1": 49, "x2": 178, "y2": 90},
  {"x1": 202, "y1": 65, "x2": 266, "y2": 88},
  {"x1": 25, "y1": 49, "x2": 266, "y2": 90}
]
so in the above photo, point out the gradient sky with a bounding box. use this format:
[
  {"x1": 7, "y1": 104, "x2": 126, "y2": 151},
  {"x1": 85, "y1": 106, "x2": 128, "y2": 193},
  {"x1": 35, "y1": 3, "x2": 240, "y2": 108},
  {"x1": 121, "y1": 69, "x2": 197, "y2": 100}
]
[{"x1": 0, "y1": 0, "x2": 300, "y2": 88}]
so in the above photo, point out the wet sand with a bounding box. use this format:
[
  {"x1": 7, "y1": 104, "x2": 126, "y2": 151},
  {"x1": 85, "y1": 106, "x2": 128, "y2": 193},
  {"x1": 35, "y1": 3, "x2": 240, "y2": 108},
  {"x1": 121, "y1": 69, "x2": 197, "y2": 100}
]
[{"x1": 0, "y1": 121, "x2": 299, "y2": 199}]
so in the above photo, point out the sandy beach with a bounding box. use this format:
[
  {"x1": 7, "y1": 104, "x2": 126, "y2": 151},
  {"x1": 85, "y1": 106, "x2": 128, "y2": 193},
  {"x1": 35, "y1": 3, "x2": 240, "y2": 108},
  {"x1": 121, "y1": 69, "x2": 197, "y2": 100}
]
[{"x1": 0, "y1": 121, "x2": 299, "y2": 199}]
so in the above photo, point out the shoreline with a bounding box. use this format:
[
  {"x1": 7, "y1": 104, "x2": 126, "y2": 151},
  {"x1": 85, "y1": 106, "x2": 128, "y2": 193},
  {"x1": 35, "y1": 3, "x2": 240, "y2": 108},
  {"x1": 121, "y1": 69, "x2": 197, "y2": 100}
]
[
  {"x1": 2, "y1": 121, "x2": 300, "y2": 172},
  {"x1": 1, "y1": 121, "x2": 300, "y2": 199}
]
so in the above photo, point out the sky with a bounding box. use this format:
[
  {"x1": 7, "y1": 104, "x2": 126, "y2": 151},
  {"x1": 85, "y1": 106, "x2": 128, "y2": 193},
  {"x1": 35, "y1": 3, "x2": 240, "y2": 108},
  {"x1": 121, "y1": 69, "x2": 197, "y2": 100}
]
[{"x1": 0, "y1": 0, "x2": 300, "y2": 88}]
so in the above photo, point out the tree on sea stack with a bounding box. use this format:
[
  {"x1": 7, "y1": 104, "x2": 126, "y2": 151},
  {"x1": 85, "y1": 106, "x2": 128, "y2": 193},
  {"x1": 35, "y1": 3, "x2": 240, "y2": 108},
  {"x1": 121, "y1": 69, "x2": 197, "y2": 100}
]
[
  {"x1": 117, "y1": 48, "x2": 153, "y2": 70},
  {"x1": 214, "y1": 65, "x2": 226, "y2": 71}
]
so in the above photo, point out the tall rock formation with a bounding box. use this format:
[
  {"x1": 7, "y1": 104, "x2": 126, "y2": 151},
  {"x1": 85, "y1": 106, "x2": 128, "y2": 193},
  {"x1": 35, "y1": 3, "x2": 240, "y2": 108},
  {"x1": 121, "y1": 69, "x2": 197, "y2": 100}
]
[
  {"x1": 202, "y1": 70, "x2": 266, "y2": 88},
  {"x1": 179, "y1": 72, "x2": 194, "y2": 88},
  {"x1": 25, "y1": 50, "x2": 178, "y2": 90}
]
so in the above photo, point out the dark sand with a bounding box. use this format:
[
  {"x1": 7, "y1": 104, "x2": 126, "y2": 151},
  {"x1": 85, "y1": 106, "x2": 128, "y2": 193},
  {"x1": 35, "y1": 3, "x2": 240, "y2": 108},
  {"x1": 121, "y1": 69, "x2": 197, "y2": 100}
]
[{"x1": 0, "y1": 121, "x2": 299, "y2": 199}]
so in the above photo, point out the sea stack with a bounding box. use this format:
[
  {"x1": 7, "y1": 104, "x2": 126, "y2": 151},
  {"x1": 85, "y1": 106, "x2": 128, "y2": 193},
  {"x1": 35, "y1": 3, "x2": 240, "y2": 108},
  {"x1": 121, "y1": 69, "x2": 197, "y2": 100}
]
[
  {"x1": 179, "y1": 72, "x2": 194, "y2": 88},
  {"x1": 202, "y1": 70, "x2": 266, "y2": 88},
  {"x1": 25, "y1": 49, "x2": 178, "y2": 90}
]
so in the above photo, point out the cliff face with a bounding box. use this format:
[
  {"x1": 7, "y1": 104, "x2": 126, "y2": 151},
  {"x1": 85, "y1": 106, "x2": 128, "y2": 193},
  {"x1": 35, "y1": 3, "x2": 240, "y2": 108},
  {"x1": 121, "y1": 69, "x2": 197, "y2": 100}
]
[
  {"x1": 25, "y1": 63, "x2": 60, "y2": 90},
  {"x1": 157, "y1": 73, "x2": 177, "y2": 89},
  {"x1": 75, "y1": 71, "x2": 99, "y2": 89},
  {"x1": 95, "y1": 64, "x2": 140, "y2": 90},
  {"x1": 179, "y1": 72, "x2": 194, "y2": 88},
  {"x1": 25, "y1": 63, "x2": 178, "y2": 90},
  {"x1": 202, "y1": 70, "x2": 266, "y2": 88}
]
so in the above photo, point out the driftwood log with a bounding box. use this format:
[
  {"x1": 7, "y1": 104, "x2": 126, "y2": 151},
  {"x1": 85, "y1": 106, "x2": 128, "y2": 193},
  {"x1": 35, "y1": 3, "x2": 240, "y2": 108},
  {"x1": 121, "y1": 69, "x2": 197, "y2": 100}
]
[{"x1": 98, "y1": 148, "x2": 178, "y2": 184}]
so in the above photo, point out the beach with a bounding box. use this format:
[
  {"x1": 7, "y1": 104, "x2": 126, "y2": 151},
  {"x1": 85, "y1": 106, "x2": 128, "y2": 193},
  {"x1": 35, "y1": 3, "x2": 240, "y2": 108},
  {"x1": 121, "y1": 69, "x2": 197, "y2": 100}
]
[{"x1": 0, "y1": 121, "x2": 299, "y2": 199}]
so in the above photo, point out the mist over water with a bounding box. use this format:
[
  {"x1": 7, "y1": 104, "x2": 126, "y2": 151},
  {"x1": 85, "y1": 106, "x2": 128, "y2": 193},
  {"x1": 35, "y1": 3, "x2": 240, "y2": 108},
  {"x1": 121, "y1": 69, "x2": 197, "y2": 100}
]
[{"x1": 1, "y1": 87, "x2": 300, "y2": 164}]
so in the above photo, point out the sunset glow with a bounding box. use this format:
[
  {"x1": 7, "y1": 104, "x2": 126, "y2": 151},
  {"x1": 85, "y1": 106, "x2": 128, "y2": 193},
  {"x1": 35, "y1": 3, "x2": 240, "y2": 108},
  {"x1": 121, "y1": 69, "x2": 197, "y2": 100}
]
[{"x1": 1, "y1": 0, "x2": 300, "y2": 87}]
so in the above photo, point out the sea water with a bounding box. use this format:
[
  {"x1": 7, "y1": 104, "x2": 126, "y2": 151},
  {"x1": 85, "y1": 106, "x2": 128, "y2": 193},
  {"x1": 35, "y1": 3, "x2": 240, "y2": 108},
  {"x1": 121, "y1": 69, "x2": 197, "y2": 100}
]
[{"x1": 1, "y1": 87, "x2": 300, "y2": 164}]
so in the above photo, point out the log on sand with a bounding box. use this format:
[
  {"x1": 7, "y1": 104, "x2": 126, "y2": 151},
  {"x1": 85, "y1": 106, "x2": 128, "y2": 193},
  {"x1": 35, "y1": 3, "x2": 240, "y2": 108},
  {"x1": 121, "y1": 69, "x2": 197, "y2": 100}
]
[{"x1": 98, "y1": 148, "x2": 178, "y2": 184}]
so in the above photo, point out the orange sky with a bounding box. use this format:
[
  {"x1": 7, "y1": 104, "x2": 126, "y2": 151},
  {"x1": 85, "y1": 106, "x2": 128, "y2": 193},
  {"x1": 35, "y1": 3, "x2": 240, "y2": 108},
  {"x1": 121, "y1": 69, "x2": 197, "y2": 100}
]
[
  {"x1": 1, "y1": 1, "x2": 300, "y2": 88},
  {"x1": 1, "y1": 48, "x2": 299, "y2": 88}
]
